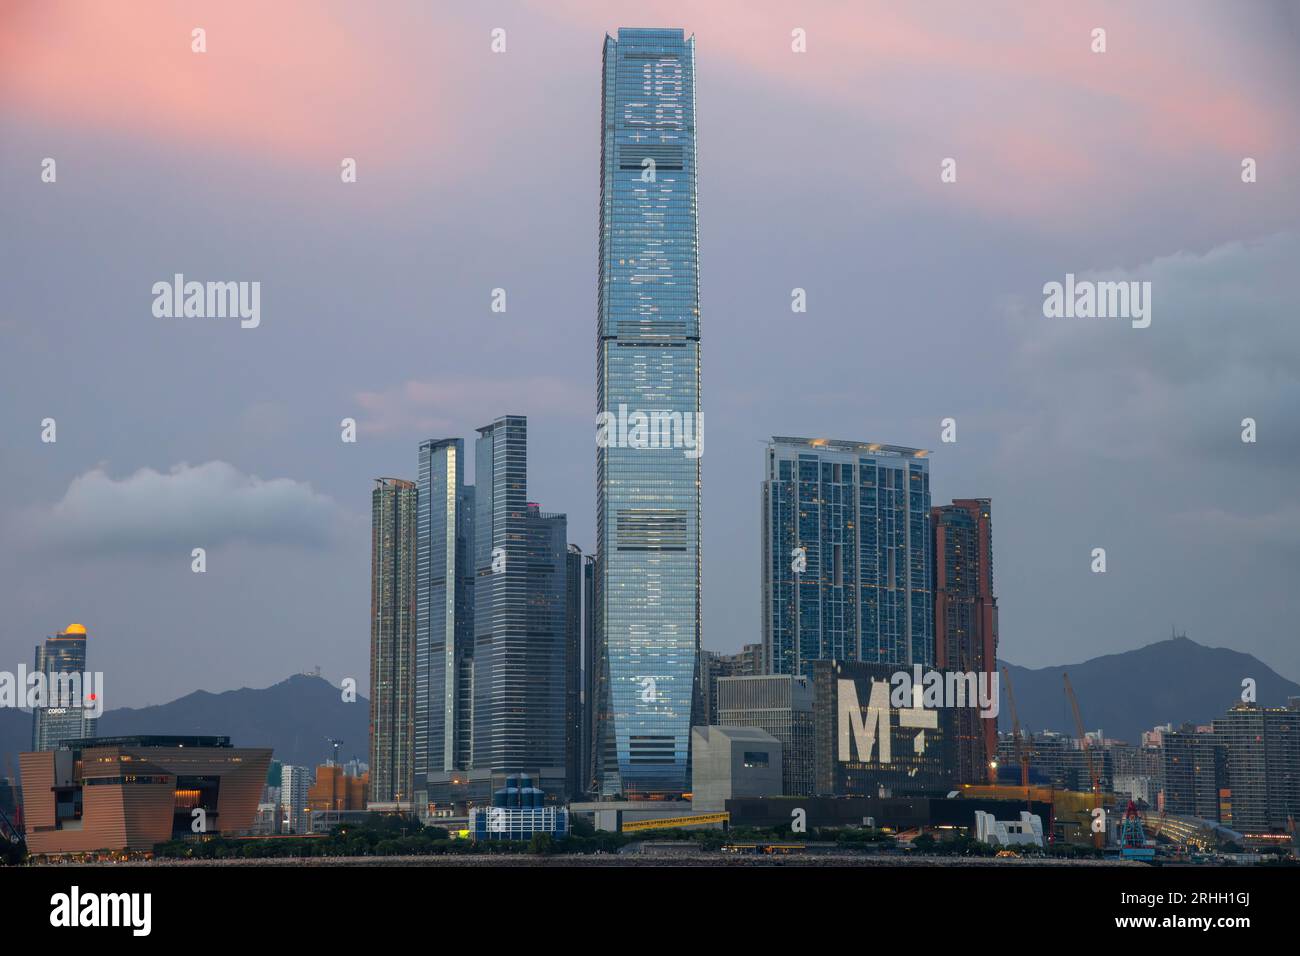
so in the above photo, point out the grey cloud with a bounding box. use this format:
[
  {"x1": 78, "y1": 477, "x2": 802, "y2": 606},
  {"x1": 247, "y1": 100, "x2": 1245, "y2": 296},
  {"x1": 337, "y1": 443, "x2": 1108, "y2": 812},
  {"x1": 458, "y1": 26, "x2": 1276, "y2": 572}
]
[
  {"x1": 1003, "y1": 232, "x2": 1300, "y2": 469},
  {"x1": 354, "y1": 377, "x2": 588, "y2": 437},
  {"x1": 18, "y1": 461, "x2": 350, "y2": 557},
  {"x1": 1175, "y1": 504, "x2": 1300, "y2": 556}
]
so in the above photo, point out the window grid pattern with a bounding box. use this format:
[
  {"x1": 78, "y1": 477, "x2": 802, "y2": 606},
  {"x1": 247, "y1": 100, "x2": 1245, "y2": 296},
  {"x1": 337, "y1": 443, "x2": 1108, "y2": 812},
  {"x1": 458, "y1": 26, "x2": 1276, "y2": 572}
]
[
  {"x1": 762, "y1": 439, "x2": 933, "y2": 677},
  {"x1": 596, "y1": 28, "x2": 701, "y2": 796}
]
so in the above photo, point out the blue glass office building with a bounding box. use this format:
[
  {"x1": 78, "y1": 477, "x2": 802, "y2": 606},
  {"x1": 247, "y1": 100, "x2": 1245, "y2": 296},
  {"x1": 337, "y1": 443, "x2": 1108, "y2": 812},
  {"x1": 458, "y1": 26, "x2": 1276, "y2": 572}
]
[
  {"x1": 762, "y1": 437, "x2": 934, "y2": 676},
  {"x1": 414, "y1": 438, "x2": 475, "y2": 803},
  {"x1": 473, "y1": 416, "x2": 568, "y2": 778},
  {"x1": 596, "y1": 28, "x2": 701, "y2": 796},
  {"x1": 31, "y1": 624, "x2": 98, "y2": 751}
]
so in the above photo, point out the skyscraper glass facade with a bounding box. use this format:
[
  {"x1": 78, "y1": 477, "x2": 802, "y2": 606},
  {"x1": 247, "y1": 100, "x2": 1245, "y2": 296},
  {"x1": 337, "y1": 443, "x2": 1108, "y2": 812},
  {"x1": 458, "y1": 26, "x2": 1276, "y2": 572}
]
[
  {"x1": 369, "y1": 477, "x2": 417, "y2": 804},
  {"x1": 31, "y1": 625, "x2": 97, "y2": 751},
  {"x1": 596, "y1": 28, "x2": 701, "y2": 796},
  {"x1": 762, "y1": 437, "x2": 933, "y2": 676},
  {"x1": 472, "y1": 417, "x2": 568, "y2": 777},
  {"x1": 415, "y1": 438, "x2": 475, "y2": 801}
]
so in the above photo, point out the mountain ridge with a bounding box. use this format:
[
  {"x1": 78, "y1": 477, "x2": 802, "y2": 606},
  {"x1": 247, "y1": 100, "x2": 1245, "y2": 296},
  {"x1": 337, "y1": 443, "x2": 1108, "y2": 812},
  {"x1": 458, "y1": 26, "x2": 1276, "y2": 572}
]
[
  {"x1": 997, "y1": 636, "x2": 1300, "y2": 743},
  {"x1": 3, "y1": 637, "x2": 1297, "y2": 785}
]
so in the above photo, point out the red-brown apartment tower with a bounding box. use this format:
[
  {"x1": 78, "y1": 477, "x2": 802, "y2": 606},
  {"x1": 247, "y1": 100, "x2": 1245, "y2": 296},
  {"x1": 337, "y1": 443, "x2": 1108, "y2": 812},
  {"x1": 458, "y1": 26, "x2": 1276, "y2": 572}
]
[{"x1": 931, "y1": 499, "x2": 999, "y2": 784}]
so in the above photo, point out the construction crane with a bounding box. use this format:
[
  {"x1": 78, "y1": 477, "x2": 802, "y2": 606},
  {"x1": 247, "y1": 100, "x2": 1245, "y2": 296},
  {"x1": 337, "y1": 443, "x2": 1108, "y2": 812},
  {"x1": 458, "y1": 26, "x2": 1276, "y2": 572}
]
[
  {"x1": 1063, "y1": 672, "x2": 1104, "y2": 849},
  {"x1": 1000, "y1": 666, "x2": 1031, "y2": 805}
]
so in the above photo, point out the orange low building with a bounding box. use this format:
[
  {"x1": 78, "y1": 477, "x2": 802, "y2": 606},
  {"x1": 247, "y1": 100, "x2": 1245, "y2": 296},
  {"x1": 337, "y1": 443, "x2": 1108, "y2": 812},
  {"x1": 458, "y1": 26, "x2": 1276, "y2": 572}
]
[
  {"x1": 20, "y1": 735, "x2": 272, "y2": 856},
  {"x1": 307, "y1": 765, "x2": 369, "y2": 812}
]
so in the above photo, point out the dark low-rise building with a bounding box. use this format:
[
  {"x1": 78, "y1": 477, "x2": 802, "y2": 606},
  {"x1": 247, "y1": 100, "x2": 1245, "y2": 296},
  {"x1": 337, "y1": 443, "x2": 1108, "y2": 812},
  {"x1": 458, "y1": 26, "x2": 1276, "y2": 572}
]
[
  {"x1": 809, "y1": 660, "x2": 956, "y2": 797},
  {"x1": 725, "y1": 794, "x2": 1055, "y2": 835}
]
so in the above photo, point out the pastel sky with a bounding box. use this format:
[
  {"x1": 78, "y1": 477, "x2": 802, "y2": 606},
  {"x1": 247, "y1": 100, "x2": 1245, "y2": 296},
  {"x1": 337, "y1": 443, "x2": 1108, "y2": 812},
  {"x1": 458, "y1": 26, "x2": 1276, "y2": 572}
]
[{"x1": 2, "y1": 1, "x2": 1298, "y2": 710}]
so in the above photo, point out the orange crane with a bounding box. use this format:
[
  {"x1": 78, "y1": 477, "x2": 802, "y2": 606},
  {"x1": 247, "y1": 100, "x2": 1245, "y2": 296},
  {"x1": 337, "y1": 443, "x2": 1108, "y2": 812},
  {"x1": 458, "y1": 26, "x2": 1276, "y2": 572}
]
[
  {"x1": 1063, "y1": 672, "x2": 1104, "y2": 849},
  {"x1": 1000, "y1": 665, "x2": 1030, "y2": 793}
]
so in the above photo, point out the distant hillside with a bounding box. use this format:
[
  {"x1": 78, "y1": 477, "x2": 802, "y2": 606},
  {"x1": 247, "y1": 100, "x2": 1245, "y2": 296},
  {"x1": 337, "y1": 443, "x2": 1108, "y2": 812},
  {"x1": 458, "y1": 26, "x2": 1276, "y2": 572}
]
[
  {"x1": 0, "y1": 674, "x2": 370, "y2": 785},
  {"x1": 5, "y1": 639, "x2": 1296, "y2": 787},
  {"x1": 97, "y1": 674, "x2": 369, "y2": 767},
  {"x1": 1000, "y1": 637, "x2": 1300, "y2": 743}
]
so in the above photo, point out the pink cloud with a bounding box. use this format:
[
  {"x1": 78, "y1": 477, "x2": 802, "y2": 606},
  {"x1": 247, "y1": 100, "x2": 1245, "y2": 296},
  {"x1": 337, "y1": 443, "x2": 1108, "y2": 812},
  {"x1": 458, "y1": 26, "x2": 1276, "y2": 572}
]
[
  {"x1": 5, "y1": 1, "x2": 1293, "y2": 224},
  {"x1": 355, "y1": 377, "x2": 588, "y2": 436},
  {"x1": 530, "y1": 0, "x2": 1294, "y2": 220},
  {"x1": 0, "y1": 0, "x2": 467, "y2": 166}
]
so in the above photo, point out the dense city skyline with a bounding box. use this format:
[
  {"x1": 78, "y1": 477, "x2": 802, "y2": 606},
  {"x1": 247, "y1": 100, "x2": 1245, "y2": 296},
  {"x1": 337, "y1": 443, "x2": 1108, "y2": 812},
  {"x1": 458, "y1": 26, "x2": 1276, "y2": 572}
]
[
  {"x1": 4, "y1": 8, "x2": 1298, "y2": 936},
  {"x1": 4, "y1": 2, "x2": 1299, "y2": 717}
]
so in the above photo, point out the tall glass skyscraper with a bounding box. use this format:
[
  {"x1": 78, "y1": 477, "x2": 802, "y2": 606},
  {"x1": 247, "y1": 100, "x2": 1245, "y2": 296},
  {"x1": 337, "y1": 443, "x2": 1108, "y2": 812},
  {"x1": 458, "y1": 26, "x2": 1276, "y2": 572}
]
[
  {"x1": 596, "y1": 28, "x2": 702, "y2": 797},
  {"x1": 31, "y1": 624, "x2": 97, "y2": 751},
  {"x1": 762, "y1": 437, "x2": 934, "y2": 676},
  {"x1": 415, "y1": 438, "x2": 475, "y2": 804},
  {"x1": 472, "y1": 416, "x2": 568, "y2": 778},
  {"x1": 369, "y1": 477, "x2": 417, "y2": 804}
]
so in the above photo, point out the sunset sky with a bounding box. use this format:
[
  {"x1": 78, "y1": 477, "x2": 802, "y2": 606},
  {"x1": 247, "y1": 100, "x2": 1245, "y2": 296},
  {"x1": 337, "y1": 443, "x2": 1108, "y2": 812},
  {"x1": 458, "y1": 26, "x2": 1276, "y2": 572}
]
[{"x1": 3, "y1": 0, "x2": 1299, "y2": 708}]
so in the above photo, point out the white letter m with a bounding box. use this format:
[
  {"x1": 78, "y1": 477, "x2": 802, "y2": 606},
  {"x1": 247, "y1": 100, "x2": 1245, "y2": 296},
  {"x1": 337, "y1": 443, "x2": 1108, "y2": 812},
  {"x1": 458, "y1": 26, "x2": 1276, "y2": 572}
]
[{"x1": 838, "y1": 678, "x2": 892, "y2": 764}]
